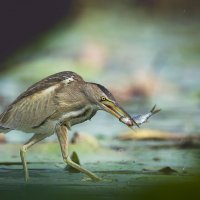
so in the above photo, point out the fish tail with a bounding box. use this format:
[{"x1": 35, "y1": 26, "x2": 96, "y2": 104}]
[{"x1": 150, "y1": 104, "x2": 161, "y2": 114}]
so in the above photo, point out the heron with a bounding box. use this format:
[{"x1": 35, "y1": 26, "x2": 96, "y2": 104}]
[{"x1": 0, "y1": 71, "x2": 142, "y2": 181}]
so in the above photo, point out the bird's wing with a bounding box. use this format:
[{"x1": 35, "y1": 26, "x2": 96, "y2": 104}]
[
  {"x1": 0, "y1": 84, "x2": 59, "y2": 129},
  {"x1": 11, "y1": 71, "x2": 83, "y2": 105},
  {"x1": 0, "y1": 71, "x2": 84, "y2": 129}
]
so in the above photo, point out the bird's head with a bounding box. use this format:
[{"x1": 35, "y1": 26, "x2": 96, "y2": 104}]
[{"x1": 84, "y1": 83, "x2": 139, "y2": 128}]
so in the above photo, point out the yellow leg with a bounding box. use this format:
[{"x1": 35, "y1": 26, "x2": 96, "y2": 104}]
[
  {"x1": 20, "y1": 145, "x2": 29, "y2": 182},
  {"x1": 55, "y1": 125, "x2": 101, "y2": 181},
  {"x1": 20, "y1": 133, "x2": 51, "y2": 182}
]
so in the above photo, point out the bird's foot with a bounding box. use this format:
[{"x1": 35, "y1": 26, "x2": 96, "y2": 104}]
[
  {"x1": 82, "y1": 176, "x2": 102, "y2": 182},
  {"x1": 24, "y1": 173, "x2": 30, "y2": 182},
  {"x1": 82, "y1": 175, "x2": 116, "y2": 183}
]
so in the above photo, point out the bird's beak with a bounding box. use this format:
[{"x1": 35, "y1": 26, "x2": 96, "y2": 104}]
[{"x1": 101, "y1": 100, "x2": 139, "y2": 128}]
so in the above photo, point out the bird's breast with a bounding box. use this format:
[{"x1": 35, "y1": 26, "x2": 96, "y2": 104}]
[{"x1": 59, "y1": 105, "x2": 97, "y2": 128}]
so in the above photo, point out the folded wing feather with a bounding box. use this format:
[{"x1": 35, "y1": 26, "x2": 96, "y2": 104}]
[{"x1": 0, "y1": 85, "x2": 58, "y2": 129}]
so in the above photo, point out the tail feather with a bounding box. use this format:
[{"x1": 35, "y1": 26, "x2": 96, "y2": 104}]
[
  {"x1": 0, "y1": 111, "x2": 10, "y2": 133},
  {"x1": 0, "y1": 126, "x2": 9, "y2": 133}
]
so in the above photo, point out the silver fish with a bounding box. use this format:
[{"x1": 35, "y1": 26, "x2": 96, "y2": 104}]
[
  {"x1": 131, "y1": 105, "x2": 161, "y2": 126},
  {"x1": 119, "y1": 105, "x2": 160, "y2": 127}
]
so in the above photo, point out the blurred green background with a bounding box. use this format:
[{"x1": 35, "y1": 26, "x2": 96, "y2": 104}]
[{"x1": 0, "y1": 0, "x2": 200, "y2": 199}]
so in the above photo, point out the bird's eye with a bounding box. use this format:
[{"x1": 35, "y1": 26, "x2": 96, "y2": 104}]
[{"x1": 101, "y1": 96, "x2": 106, "y2": 101}]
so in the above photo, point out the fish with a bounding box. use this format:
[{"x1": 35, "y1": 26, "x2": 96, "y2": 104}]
[
  {"x1": 131, "y1": 105, "x2": 161, "y2": 126},
  {"x1": 119, "y1": 105, "x2": 161, "y2": 127}
]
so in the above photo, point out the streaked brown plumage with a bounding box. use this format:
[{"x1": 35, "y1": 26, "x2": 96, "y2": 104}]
[
  {"x1": 0, "y1": 72, "x2": 83, "y2": 130},
  {"x1": 0, "y1": 71, "x2": 137, "y2": 181}
]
